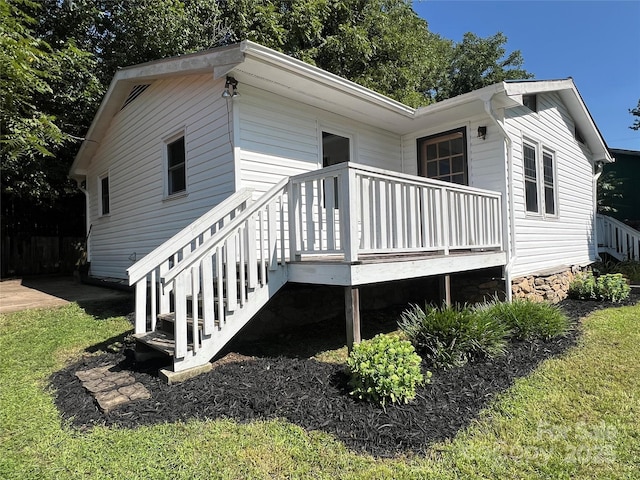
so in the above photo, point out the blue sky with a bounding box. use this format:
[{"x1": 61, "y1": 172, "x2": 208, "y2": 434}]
[{"x1": 412, "y1": 0, "x2": 640, "y2": 151}]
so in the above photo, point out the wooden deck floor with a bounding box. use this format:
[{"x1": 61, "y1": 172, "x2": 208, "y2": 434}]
[{"x1": 287, "y1": 249, "x2": 507, "y2": 286}]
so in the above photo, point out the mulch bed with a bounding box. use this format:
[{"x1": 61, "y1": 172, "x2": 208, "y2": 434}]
[{"x1": 50, "y1": 292, "x2": 639, "y2": 458}]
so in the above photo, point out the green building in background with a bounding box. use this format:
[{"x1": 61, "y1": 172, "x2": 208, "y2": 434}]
[{"x1": 605, "y1": 148, "x2": 640, "y2": 230}]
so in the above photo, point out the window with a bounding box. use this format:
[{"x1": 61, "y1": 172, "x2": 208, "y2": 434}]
[
  {"x1": 523, "y1": 94, "x2": 537, "y2": 112},
  {"x1": 523, "y1": 141, "x2": 557, "y2": 216},
  {"x1": 523, "y1": 143, "x2": 538, "y2": 213},
  {"x1": 322, "y1": 131, "x2": 350, "y2": 166},
  {"x1": 98, "y1": 174, "x2": 110, "y2": 216},
  {"x1": 417, "y1": 128, "x2": 467, "y2": 185},
  {"x1": 166, "y1": 135, "x2": 186, "y2": 196},
  {"x1": 543, "y1": 150, "x2": 556, "y2": 215}
]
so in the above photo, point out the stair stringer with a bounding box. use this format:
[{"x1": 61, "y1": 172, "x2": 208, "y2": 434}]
[{"x1": 171, "y1": 266, "x2": 288, "y2": 372}]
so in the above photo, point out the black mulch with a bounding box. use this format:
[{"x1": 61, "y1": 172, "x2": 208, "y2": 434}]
[{"x1": 50, "y1": 292, "x2": 639, "y2": 458}]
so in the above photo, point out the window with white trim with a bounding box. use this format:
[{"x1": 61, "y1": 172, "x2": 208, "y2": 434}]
[
  {"x1": 166, "y1": 135, "x2": 186, "y2": 196},
  {"x1": 523, "y1": 140, "x2": 557, "y2": 216},
  {"x1": 98, "y1": 173, "x2": 110, "y2": 216}
]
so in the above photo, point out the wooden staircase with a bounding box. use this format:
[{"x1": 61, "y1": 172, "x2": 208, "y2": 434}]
[
  {"x1": 597, "y1": 214, "x2": 640, "y2": 261},
  {"x1": 128, "y1": 180, "x2": 290, "y2": 373}
]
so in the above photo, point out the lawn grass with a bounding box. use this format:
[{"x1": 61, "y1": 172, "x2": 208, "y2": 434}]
[{"x1": 1, "y1": 302, "x2": 638, "y2": 479}]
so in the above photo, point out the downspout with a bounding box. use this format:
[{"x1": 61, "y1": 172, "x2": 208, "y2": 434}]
[
  {"x1": 592, "y1": 161, "x2": 604, "y2": 261},
  {"x1": 483, "y1": 96, "x2": 516, "y2": 301},
  {"x1": 75, "y1": 178, "x2": 91, "y2": 261}
]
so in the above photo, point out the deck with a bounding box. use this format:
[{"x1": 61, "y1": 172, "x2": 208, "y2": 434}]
[{"x1": 128, "y1": 162, "x2": 507, "y2": 372}]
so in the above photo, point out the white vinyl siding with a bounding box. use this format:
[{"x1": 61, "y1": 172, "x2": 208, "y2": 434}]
[
  {"x1": 506, "y1": 91, "x2": 596, "y2": 277},
  {"x1": 86, "y1": 74, "x2": 235, "y2": 279},
  {"x1": 236, "y1": 84, "x2": 402, "y2": 196}
]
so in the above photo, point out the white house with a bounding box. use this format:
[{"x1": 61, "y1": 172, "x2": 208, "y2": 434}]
[{"x1": 70, "y1": 41, "x2": 615, "y2": 376}]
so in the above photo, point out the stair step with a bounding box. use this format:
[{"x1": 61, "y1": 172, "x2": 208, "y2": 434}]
[
  {"x1": 133, "y1": 330, "x2": 175, "y2": 356},
  {"x1": 158, "y1": 312, "x2": 203, "y2": 326}
]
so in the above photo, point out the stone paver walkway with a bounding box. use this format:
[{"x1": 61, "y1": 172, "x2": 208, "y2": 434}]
[{"x1": 76, "y1": 364, "x2": 151, "y2": 413}]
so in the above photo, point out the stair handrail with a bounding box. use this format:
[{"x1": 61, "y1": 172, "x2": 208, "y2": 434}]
[
  {"x1": 597, "y1": 213, "x2": 640, "y2": 261},
  {"x1": 128, "y1": 188, "x2": 254, "y2": 285},
  {"x1": 162, "y1": 178, "x2": 289, "y2": 286}
]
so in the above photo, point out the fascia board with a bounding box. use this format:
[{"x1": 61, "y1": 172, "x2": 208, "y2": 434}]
[{"x1": 241, "y1": 41, "x2": 415, "y2": 117}]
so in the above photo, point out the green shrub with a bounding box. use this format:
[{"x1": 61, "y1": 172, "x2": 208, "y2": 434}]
[
  {"x1": 568, "y1": 272, "x2": 597, "y2": 300},
  {"x1": 596, "y1": 273, "x2": 631, "y2": 302},
  {"x1": 398, "y1": 303, "x2": 508, "y2": 369},
  {"x1": 593, "y1": 259, "x2": 640, "y2": 283},
  {"x1": 480, "y1": 297, "x2": 570, "y2": 340},
  {"x1": 569, "y1": 271, "x2": 630, "y2": 302},
  {"x1": 347, "y1": 334, "x2": 427, "y2": 407}
]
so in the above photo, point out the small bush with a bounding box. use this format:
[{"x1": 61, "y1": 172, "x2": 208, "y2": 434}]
[
  {"x1": 347, "y1": 334, "x2": 427, "y2": 407},
  {"x1": 398, "y1": 304, "x2": 508, "y2": 369},
  {"x1": 480, "y1": 297, "x2": 570, "y2": 340},
  {"x1": 569, "y1": 272, "x2": 630, "y2": 302},
  {"x1": 568, "y1": 272, "x2": 597, "y2": 300},
  {"x1": 593, "y1": 259, "x2": 640, "y2": 283},
  {"x1": 596, "y1": 273, "x2": 631, "y2": 302}
]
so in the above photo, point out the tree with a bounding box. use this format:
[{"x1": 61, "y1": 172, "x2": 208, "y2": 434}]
[
  {"x1": 1, "y1": 0, "x2": 99, "y2": 203},
  {"x1": 435, "y1": 32, "x2": 532, "y2": 101},
  {"x1": 630, "y1": 99, "x2": 640, "y2": 130},
  {"x1": 597, "y1": 171, "x2": 623, "y2": 214}
]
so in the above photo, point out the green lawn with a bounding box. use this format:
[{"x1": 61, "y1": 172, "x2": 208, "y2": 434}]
[{"x1": 1, "y1": 302, "x2": 638, "y2": 479}]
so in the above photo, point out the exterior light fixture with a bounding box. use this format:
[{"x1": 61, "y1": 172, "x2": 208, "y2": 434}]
[
  {"x1": 477, "y1": 126, "x2": 487, "y2": 140},
  {"x1": 221, "y1": 76, "x2": 239, "y2": 98}
]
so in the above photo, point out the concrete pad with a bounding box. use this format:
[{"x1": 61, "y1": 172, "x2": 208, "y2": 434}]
[{"x1": 0, "y1": 276, "x2": 131, "y2": 314}]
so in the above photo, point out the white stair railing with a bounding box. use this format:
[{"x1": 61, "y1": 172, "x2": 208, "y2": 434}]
[
  {"x1": 128, "y1": 189, "x2": 254, "y2": 335},
  {"x1": 160, "y1": 178, "x2": 290, "y2": 370},
  {"x1": 597, "y1": 214, "x2": 640, "y2": 261}
]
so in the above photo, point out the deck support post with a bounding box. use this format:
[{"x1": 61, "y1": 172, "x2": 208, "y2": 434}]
[
  {"x1": 345, "y1": 286, "x2": 361, "y2": 352},
  {"x1": 439, "y1": 274, "x2": 451, "y2": 306}
]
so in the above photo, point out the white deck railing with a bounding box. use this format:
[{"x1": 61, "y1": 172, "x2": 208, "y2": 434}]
[
  {"x1": 597, "y1": 214, "x2": 640, "y2": 261},
  {"x1": 289, "y1": 162, "x2": 503, "y2": 262}
]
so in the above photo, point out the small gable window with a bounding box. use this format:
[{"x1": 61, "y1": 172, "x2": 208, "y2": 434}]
[
  {"x1": 166, "y1": 135, "x2": 186, "y2": 196},
  {"x1": 98, "y1": 173, "x2": 110, "y2": 216},
  {"x1": 523, "y1": 94, "x2": 537, "y2": 112}
]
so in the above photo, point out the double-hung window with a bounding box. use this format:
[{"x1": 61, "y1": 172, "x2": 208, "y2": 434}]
[
  {"x1": 523, "y1": 140, "x2": 556, "y2": 216},
  {"x1": 166, "y1": 135, "x2": 186, "y2": 196}
]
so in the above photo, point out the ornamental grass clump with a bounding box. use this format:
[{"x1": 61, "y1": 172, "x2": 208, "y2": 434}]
[
  {"x1": 569, "y1": 271, "x2": 630, "y2": 302},
  {"x1": 347, "y1": 334, "x2": 427, "y2": 407},
  {"x1": 398, "y1": 303, "x2": 508, "y2": 369},
  {"x1": 480, "y1": 297, "x2": 570, "y2": 340}
]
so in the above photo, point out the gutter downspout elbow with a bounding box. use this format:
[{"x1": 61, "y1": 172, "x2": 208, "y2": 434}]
[{"x1": 483, "y1": 96, "x2": 516, "y2": 301}]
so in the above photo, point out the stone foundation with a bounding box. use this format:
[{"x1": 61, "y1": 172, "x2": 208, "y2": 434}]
[{"x1": 511, "y1": 266, "x2": 584, "y2": 303}]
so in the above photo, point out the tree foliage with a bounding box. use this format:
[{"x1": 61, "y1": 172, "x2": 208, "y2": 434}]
[
  {"x1": 2, "y1": 0, "x2": 531, "y2": 205},
  {"x1": 630, "y1": 99, "x2": 640, "y2": 131},
  {"x1": 1, "y1": 0, "x2": 100, "y2": 202},
  {"x1": 435, "y1": 32, "x2": 532, "y2": 101}
]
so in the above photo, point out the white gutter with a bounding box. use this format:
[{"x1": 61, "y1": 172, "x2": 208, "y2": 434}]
[
  {"x1": 75, "y1": 179, "x2": 91, "y2": 261},
  {"x1": 592, "y1": 162, "x2": 605, "y2": 261},
  {"x1": 483, "y1": 94, "x2": 516, "y2": 301}
]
